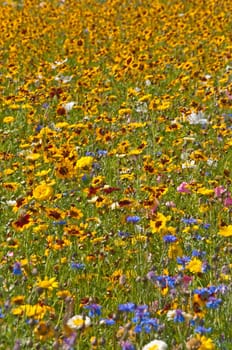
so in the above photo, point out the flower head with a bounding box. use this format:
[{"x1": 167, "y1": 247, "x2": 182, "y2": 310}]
[
  {"x1": 142, "y1": 339, "x2": 168, "y2": 350},
  {"x1": 66, "y1": 315, "x2": 91, "y2": 330},
  {"x1": 33, "y1": 184, "x2": 53, "y2": 201}
]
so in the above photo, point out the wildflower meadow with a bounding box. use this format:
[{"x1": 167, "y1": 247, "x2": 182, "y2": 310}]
[{"x1": 1, "y1": 0, "x2": 232, "y2": 349}]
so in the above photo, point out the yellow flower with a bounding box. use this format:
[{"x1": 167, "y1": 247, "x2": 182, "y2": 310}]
[
  {"x1": 218, "y1": 225, "x2": 232, "y2": 237},
  {"x1": 36, "y1": 277, "x2": 58, "y2": 291},
  {"x1": 12, "y1": 304, "x2": 51, "y2": 320},
  {"x1": 33, "y1": 184, "x2": 53, "y2": 201},
  {"x1": 150, "y1": 212, "x2": 170, "y2": 234},
  {"x1": 34, "y1": 321, "x2": 54, "y2": 341},
  {"x1": 3, "y1": 116, "x2": 15, "y2": 123},
  {"x1": 187, "y1": 335, "x2": 215, "y2": 350},
  {"x1": 75, "y1": 156, "x2": 93, "y2": 170},
  {"x1": 186, "y1": 258, "x2": 202, "y2": 273}
]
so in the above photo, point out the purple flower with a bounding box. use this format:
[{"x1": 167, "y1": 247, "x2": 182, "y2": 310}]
[
  {"x1": 120, "y1": 341, "x2": 135, "y2": 350},
  {"x1": 63, "y1": 332, "x2": 77, "y2": 350}
]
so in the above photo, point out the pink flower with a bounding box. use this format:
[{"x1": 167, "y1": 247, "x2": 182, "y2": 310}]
[
  {"x1": 224, "y1": 196, "x2": 232, "y2": 206},
  {"x1": 177, "y1": 182, "x2": 191, "y2": 193},
  {"x1": 214, "y1": 186, "x2": 227, "y2": 198}
]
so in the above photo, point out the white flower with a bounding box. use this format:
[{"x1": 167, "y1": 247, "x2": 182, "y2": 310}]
[
  {"x1": 142, "y1": 339, "x2": 168, "y2": 350},
  {"x1": 54, "y1": 75, "x2": 73, "y2": 83},
  {"x1": 182, "y1": 160, "x2": 196, "y2": 169},
  {"x1": 188, "y1": 111, "x2": 208, "y2": 125},
  {"x1": 51, "y1": 58, "x2": 68, "y2": 69},
  {"x1": 6, "y1": 200, "x2": 17, "y2": 206},
  {"x1": 66, "y1": 315, "x2": 91, "y2": 330},
  {"x1": 63, "y1": 101, "x2": 76, "y2": 113}
]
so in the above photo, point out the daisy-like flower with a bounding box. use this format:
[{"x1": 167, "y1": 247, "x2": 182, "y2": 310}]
[
  {"x1": 218, "y1": 225, "x2": 232, "y2": 237},
  {"x1": 75, "y1": 156, "x2": 94, "y2": 170},
  {"x1": 187, "y1": 111, "x2": 208, "y2": 125},
  {"x1": 186, "y1": 258, "x2": 203, "y2": 274},
  {"x1": 36, "y1": 277, "x2": 59, "y2": 291},
  {"x1": 142, "y1": 339, "x2": 168, "y2": 350},
  {"x1": 66, "y1": 315, "x2": 91, "y2": 330},
  {"x1": 33, "y1": 183, "x2": 53, "y2": 201}
]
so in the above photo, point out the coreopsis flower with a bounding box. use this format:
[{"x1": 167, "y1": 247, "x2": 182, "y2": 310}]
[
  {"x1": 142, "y1": 339, "x2": 168, "y2": 350},
  {"x1": 12, "y1": 304, "x2": 52, "y2": 320},
  {"x1": 33, "y1": 183, "x2": 53, "y2": 201},
  {"x1": 218, "y1": 225, "x2": 232, "y2": 237},
  {"x1": 186, "y1": 335, "x2": 215, "y2": 350},
  {"x1": 34, "y1": 321, "x2": 54, "y2": 341},
  {"x1": 75, "y1": 156, "x2": 93, "y2": 170},
  {"x1": 66, "y1": 315, "x2": 91, "y2": 330},
  {"x1": 150, "y1": 212, "x2": 170, "y2": 234},
  {"x1": 12, "y1": 213, "x2": 32, "y2": 231},
  {"x1": 3, "y1": 116, "x2": 15, "y2": 123},
  {"x1": 186, "y1": 258, "x2": 203, "y2": 274},
  {"x1": 36, "y1": 277, "x2": 59, "y2": 291}
]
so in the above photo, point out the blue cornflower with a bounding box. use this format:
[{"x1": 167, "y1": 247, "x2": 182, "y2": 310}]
[
  {"x1": 53, "y1": 220, "x2": 67, "y2": 225},
  {"x1": 35, "y1": 124, "x2": 44, "y2": 132},
  {"x1": 97, "y1": 150, "x2": 108, "y2": 156},
  {"x1": 202, "y1": 261, "x2": 210, "y2": 273},
  {"x1": 0, "y1": 308, "x2": 4, "y2": 318},
  {"x1": 84, "y1": 304, "x2": 102, "y2": 317},
  {"x1": 155, "y1": 275, "x2": 176, "y2": 289},
  {"x1": 177, "y1": 256, "x2": 191, "y2": 266},
  {"x1": 206, "y1": 297, "x2": 222, "y2": 309},
  {"x1": 118, "y1": 302, "x2": 136, "y2": 312},
  {"x1": 100, "y1": 318, "x2": 115, "y2": 325},
  {"x1": 202, "y1": 223, "x2": 210, "y2": 229},
  {"x1": 134, "y1": 324, "x2": 142, "y2": 333},
  {"x1": 182, "y1": 218, "x2": 198, "y2": 224},
  {"x1": 85, "y1": 151, "x2": 95, "y2": 156},
  {"x1": 163, "y1": 234, "x2": 177, "y2": 243},
  {"x1": 126, "y1": 216, "x2": 140, "y2": 224},
  {"x1": 134, "y1": 317, "x2": 159, "y2": 333},
  {"x1": 71, "y1": 262, "x2": 85, "y2": 270},
  {"x1": 132, "y1": 305, "x2": 150, "y2": 322},
  {"x1": 174, "y1": 310, "x2": 185, "y2": 323},
  {"x1": 194, "y1": 326, "x2": 212, "y2": 334},
  {"x1": 118, "y1": 231, "x2": 130, "y2": 238},
  {"x1": 192, "y1": 250, "x2": 206, "y2": 258},
  {"x1": 13, "y1": 262, "x2": 22, "y2": 276}
]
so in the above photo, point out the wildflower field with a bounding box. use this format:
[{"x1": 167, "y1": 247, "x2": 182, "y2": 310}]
[{"x1": 1, "y1": 0, "x2": 232, "y2": 348}]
